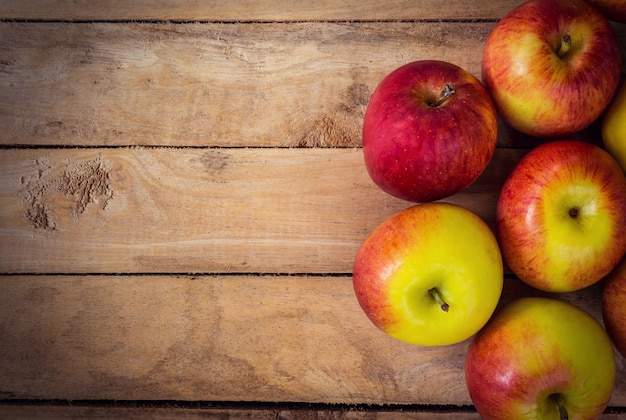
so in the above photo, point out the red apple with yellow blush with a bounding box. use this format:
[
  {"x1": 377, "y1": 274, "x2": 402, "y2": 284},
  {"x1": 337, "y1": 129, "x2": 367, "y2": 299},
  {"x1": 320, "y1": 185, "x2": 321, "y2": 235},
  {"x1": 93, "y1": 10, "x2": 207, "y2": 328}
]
[
  {"x1": 482, "y1": 0, "x2": 621, "y2": 138},
  {"x1": 496, "y1": 140, "x2": 626, "y2": 292}
]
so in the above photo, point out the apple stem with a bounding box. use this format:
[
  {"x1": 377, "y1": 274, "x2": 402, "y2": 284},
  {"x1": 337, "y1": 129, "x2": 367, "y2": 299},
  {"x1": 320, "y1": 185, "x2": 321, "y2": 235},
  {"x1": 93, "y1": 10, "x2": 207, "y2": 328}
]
[
  {"x1": 430, "y1": 83, "x2": 455, "y2": 107},
  {"x1": 428, "y1": 288, "x2": 449, "y2": 312},
  {"x1": 551, "y1": 394, "x2": 569, "y2": 420},
  {"x1": 556, "y1": 34, "x2": 571, "y2": 58}
]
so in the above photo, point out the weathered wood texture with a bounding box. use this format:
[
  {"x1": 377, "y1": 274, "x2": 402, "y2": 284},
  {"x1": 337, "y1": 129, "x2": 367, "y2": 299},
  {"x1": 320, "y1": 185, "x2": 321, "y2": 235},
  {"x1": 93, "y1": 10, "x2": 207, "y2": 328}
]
[
  {"x1": 1, "y1": 275, "x2": 624, "y2": 406},
  {"x1": 1, "y1": 22, "x2": 624, "y2": 148},
  {"x1": 1, "y1": 0, "x2": 626, "y2": 417},
  {"x1": 0, "y1": 21, "x2": 492, "y2": 147},
  {"x1": 0, "y1": 148, "x2": 518, "y2": 274},
  {"x1": 3, "y1": 404, "x2": 626, "y2": 420},
  {"x1": 0, "y1": 405, "x2": 485, "y2": 420},
  {"x1": 0, "y1": 0, "x2": 524, "y2": 21}
]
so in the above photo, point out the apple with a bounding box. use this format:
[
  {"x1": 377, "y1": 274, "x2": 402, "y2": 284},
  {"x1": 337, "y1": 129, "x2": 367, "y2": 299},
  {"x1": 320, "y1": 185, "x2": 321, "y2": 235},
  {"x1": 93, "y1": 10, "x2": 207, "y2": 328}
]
[
  {"x1": 497, "y1": 140, "x2": 626, "y2": 292},
  {"x1": 587, "y1": 0, "x2": 626, "y2": 23},
  {"x1": 362, "y1": 60, "x2": 497, "y2": 203},
  {"x1": 482, "y1": 0, "x2": 621, "y2": 138},
  {"x1": 352, "y1": 202, "x2": 503, "y2": 346},
  {"x1": 465, "y1": 297, "x2": 616, "y2": 420},
  {"x1": 602, "y1": 80, "x2": 626, "y2": 172},
  {"x1": 602, "y1": 256, "x2": 626, "y2": 359}
]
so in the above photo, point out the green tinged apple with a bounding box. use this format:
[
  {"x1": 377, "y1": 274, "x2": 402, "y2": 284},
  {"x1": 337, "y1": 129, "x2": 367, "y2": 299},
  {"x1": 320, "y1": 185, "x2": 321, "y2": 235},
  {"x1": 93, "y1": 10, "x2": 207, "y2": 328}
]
[{"x1": 466, "y1": 297, "x2": 616, "y2": 420}]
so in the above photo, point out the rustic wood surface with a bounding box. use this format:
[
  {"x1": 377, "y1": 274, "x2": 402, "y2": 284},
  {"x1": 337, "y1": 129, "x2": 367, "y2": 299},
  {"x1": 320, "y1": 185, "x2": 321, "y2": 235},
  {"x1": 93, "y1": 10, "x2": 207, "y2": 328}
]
[
  {"x1": 1, "y1": 1, "x2": 625, "y2": 418},
  {"x1": 0, "y1": 148, "x2": 522, "y2": 274},
  {"x1": 1, "y1": 21, "x2": 624, "y2": 149},
  {"x1": 0, "y1": 1, "x2": 526, "y2": 21}
]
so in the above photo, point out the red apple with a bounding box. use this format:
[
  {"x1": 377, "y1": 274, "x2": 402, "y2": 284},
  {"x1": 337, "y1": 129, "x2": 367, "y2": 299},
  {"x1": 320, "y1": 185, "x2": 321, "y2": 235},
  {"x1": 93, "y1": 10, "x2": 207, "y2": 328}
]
[
  {"x1": 466, "y1": 297, "x2": 616, "y2": 420},
  {"x1": 602, "y1": 256, "x2": 626, "y2": 359},
  {"x1": 362, "y1": 60, "x2": 497, "y2": 202},
  {"x1": 353, "y1": 202, "x2": 503, "y2": 346},
  {"x1": 482, "y1": 0, "x2": 621, "y2": 138},
  {"x1": 497, "y1": 140, "x2": 626, "y2": 292},
  {"x1": 587, "y1": 0, "x2": 626, "y2": 23}
]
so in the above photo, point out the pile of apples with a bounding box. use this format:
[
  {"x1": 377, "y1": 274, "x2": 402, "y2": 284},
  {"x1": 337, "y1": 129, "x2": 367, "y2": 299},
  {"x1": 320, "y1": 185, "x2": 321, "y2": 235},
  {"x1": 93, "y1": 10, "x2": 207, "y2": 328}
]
[{"x1": 352, "y1": 0, "x2": 626, "y2": 418}]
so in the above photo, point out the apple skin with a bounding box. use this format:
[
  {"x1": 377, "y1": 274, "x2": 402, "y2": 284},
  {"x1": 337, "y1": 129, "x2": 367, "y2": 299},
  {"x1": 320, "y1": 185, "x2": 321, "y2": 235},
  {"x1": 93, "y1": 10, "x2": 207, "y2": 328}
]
[
  {"x1": 465, "y1": 297, "x2": 616, "y2": 420},
  {"x1": 352, "y1": 202, "x2": 503, "y2": 346},
  {"x1": 587, "y1": 0, "x2": 626, "y2": 23},
  {"x1": 497, "y1": 140, "x2": 626, "y2": 292},
  {"x1": 602, "y1": 80, "x2": 626, "y2": 173},
  {"x1": 362, "y1": 60, "x2": 497, "y2": 203},
  {"x1": 602, "y1": 256, "x2": 626, "y2": 359},
  {"x1": 482, "y1": 0, "x2": 621, "y2": 138}
]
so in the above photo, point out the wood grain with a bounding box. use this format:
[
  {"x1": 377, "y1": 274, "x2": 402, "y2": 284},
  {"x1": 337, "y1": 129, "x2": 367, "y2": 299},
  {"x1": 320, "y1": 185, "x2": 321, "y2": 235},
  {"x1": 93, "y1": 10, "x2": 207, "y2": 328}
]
[
  {"x1": 2, "y1": 0, "x2": 626, "y2": 415},
  {"x1": 0, "y1": 148, "x2": 521, "y2": 274},
  {"x1": 0, "y1": 405, "x2": 486, "y2": 420},
  {"x1": 2, "y1": 405, "x2": 625, "y2": 420},
  {"x1": 1, "y1": 275, "x2": 623, "y2": 406},
  {"x1": 1, "y1": 406, "x2": 625, "y2": 420},
  {"x1": 0, "y1": 0, "x2": 525, "y2": 21},
  {"x1": 0, "y1": 21, "x2": 490, "y2": 147},
  {"x1": 0, "y1": 274, "x2": 472, "y2": 403},
  {"x1": 2, "y1": 22, "x2": 623, "y2": 148}
]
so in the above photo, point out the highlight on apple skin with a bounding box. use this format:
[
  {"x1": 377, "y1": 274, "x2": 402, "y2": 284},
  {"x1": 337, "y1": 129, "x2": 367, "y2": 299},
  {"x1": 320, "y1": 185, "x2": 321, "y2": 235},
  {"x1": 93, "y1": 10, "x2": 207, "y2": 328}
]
[
  {"x1": 482, "y1": 0, "x2": 621, "y2": 138},
  {"x1": 362, "y1": 60, "x2": 497, "y2": 203},
  {"x1": 496, "y1": 140, "x2": 626, "y2": 293},
  {"x1": 465, "y1": 297, "x2": 616, "y2": 420},
  {"x1": 352, "y1": 202, "x2": 503, "y2": 347}
]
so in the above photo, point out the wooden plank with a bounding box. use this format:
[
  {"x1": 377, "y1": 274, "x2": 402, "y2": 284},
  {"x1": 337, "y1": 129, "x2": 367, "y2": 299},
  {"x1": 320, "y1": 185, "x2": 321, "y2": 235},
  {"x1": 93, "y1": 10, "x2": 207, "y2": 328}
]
[
  {"x1": 0, "y1": 275, "x2": 623, "y2": 405},
  {"x1": 2, "y1": 21, "x2": 623, "y2": 148},
  {"x1": 0, "y1": 21, "x2": 494, "y2": 147},
  {"x1": 0, "y1": 148, "x2": 521, "y2": 274},
  {"x1": 1, "y1": 2, "x2": 625, "y2": 414},
  {"x1": 0, "y1": 405, "x2": 623, "y2": 420},
  {"x1": 0, "y1": 405, "x2": 486, "y2": 420},
  {"x1": 0, "y1": 1, "x2": 525, "y2": 21},
  {"x1": 0, "y1": 275, "x2": 474, "y2": 403}
]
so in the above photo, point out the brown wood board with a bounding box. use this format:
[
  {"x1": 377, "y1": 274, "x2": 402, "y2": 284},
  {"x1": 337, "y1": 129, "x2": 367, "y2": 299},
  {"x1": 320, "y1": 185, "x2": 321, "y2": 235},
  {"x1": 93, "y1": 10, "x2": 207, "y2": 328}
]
[
  {"x1": 1, "y1": 22, "x2": 623, "y2": 148},
  {"x1": 1, "y1": 0, "x2": 625, "y2": 417},
  {"x1": 0, "y1": 0, "x2": 525, "y2": 21},
  {"x1": 0, "y1": 148, "x2": 519, "y2": 274}
]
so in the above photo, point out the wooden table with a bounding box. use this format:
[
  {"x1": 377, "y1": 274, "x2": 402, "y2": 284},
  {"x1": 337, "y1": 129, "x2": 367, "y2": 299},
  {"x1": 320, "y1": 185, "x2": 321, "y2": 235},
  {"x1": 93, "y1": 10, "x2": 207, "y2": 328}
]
[{"x1": 1, "y1": 1, "x2": 625, "y2": 418}]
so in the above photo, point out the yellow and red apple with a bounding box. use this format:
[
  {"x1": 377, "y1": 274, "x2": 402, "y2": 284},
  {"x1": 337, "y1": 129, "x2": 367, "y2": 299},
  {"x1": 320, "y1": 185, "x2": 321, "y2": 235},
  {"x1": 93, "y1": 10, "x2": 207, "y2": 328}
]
[
  {"x1": 482, "y1": 0, "x2": 621, "y2": 138},
  {"x1": 602, "y1": 80, "x2": 626, "y2": 173},
  {"x1": 496, "y1": 140, "x2": 626, "y2": 292},
  {"x1": 352, "y1": 202, "x2": 503, "y2": 346},
  {"x1": 362, "y1": 60, "x2": 497, "y2": 203},
  {"x1": 466, "y1": 297, "x2": 616, "y2": 420},
  {"x1": 603, "y1": 256, "x2": 626, "y2": 359}
]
